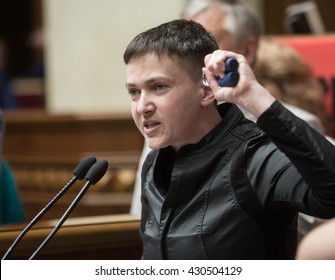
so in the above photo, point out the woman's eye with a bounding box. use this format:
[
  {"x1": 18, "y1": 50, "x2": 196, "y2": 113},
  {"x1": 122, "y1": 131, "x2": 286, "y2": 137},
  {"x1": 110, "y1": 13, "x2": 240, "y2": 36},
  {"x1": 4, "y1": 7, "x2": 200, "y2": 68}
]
[
  {"x1": 128, "y1": 88, "x2": 140, "y2": 97},
  {"x1": 155, "y1": 84, "x2": 167, "y2": 91}
]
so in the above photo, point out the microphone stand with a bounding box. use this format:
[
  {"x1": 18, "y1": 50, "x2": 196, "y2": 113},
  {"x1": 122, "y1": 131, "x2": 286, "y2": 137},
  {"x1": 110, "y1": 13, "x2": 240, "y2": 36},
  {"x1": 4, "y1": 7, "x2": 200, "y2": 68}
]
[
  {"x1": 2, "y1": 175, "x2": 78, "y2": 260},
  {"x1": 29, "y1": 160, "x2": 108, "y2": 260},
  {"x1": 1, "y1": 156, "x2": 96, "y2": 260},
  {"x1": 29, "y1": 180, "x2": 93, "y2": 260}
]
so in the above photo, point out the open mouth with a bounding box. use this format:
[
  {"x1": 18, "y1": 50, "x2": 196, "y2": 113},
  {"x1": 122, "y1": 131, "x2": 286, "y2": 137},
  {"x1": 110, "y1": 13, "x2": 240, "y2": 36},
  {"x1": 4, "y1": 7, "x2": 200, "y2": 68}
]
[
  {"x1": 143, "y1": 121, "x2": 160, "y2": 135},
  {"x1": 145, "y1": 123, "x2": 158, "y2": 129}
]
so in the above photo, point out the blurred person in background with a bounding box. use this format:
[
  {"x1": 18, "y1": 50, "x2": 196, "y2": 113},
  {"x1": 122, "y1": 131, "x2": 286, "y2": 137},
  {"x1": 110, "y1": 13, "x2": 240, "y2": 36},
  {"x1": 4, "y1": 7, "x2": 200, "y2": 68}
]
[
  {"x1": 0, "y1": 38, "x2": 18, "y2": 109},
  {"x1": 0, "y1": 99, "x2": 26, "y2": 224},
  {"x1": 255, "y1": 37, "x2": 334, "y2": 144},
  {"x1": 296, "y1": 218, "x2": 335, "y2": 259}
]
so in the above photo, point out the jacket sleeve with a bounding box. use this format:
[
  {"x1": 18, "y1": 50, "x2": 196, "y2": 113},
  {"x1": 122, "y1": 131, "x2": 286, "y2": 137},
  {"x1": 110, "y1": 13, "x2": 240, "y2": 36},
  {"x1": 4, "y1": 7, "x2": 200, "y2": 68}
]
[{"x1": 248, "y1": 101, "x2": 335, "y2": 217}]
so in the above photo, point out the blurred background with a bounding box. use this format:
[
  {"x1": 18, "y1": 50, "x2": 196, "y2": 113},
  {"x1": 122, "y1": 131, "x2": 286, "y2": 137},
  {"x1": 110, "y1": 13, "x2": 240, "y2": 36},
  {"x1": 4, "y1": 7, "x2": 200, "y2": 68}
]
[{"x1": 0, "y1": 0, "x2": 334, "y2": 113}]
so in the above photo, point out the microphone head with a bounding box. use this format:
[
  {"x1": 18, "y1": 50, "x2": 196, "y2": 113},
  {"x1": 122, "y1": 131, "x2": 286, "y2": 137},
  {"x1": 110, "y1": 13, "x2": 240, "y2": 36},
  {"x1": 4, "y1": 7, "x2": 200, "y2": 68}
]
[
  {"x1": 85, "y1": 160, "x2": 109, "y2": 184},
  {"x1": 73, "y1": 156, "x2": 97, "y2": 180}
]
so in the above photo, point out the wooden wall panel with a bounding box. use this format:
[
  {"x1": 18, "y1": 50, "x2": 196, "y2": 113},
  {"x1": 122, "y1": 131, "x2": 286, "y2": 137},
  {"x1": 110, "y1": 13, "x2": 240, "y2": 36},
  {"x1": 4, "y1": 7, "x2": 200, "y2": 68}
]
[{"x1": 2, "y1": 110, "x2": 144, "y2": 220}]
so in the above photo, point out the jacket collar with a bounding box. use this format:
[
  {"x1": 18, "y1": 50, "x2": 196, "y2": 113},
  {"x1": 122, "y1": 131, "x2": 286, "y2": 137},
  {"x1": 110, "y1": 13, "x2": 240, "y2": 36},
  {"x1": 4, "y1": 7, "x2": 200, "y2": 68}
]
[{"x1": 176, "y1": 103, "x2": 244, "y2": 155}]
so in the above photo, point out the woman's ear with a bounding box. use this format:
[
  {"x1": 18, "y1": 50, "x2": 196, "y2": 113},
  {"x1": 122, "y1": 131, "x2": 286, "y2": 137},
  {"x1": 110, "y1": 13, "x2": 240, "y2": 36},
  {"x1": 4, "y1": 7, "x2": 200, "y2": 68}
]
[{"x1": 200, "y1": 84, "x2": 216, "y2": 107}]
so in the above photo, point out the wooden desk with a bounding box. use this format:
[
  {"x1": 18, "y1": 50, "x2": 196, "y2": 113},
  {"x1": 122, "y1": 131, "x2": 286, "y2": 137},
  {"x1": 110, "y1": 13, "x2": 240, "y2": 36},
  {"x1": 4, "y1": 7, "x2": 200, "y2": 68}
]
[{"x1": 0, "y1": 214, "x2": 142, "y2": 260}]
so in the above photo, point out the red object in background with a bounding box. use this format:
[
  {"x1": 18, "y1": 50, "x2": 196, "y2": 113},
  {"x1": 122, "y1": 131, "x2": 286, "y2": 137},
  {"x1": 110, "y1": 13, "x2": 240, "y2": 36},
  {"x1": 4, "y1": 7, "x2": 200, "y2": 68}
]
[
  {"x1": 276, "y1": 35, "x2": 335, "y2": 118},
  {"x1": 274, "y1": 35, "x2": 335, "y2": 135}
]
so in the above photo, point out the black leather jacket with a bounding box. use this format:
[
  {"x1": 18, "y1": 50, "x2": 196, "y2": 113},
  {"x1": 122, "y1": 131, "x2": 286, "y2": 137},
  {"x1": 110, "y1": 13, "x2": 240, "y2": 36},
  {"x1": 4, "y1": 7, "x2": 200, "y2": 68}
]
[{"x1": 140, "y1": 101, "x2": 335, "y2": 259}]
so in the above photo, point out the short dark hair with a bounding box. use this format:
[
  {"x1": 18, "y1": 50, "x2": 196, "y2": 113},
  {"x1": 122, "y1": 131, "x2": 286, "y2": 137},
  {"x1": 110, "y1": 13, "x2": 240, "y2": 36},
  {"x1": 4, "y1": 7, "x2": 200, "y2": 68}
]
[{"x1": 124, "y1": 19, "x2": 219, "y2": 81}]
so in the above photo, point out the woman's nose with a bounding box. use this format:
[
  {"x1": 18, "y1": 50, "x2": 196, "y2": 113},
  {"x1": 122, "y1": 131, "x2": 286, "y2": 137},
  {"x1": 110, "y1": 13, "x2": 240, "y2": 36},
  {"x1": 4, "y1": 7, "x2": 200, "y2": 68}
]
[{"x1": 136, "y1": 92, "x2": 154, "y2": 115}]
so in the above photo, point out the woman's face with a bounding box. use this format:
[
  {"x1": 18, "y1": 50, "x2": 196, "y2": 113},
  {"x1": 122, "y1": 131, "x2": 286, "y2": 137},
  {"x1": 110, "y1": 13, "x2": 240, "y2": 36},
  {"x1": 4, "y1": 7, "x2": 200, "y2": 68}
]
[{"x1": 126, "y1": 53, "x2": 207, "y2": 151}]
